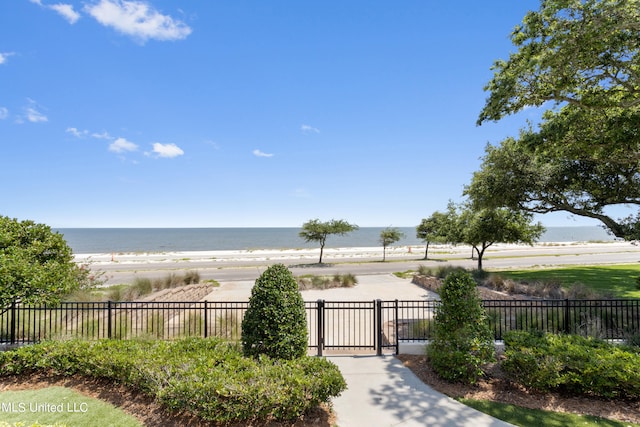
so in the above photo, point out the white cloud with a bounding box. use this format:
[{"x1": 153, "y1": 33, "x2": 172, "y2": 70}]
[
  {"x1": 91, "y1": 131, "x2": 112, "y2": 140},
  {"x1": 0, "y1": 52, "x2": 15, "y2": 65},
  {"x1": 253, "y1": 149, "x2": 273, "y2": 158},
  {"x1": 25, "y1": 107, "x2": 48, "y2": 123},
  {"x1": 0, "y1": 108, "x2": 8, "y2": 120},
  {"x1": 85, "y1": 0, "x2": 192, "y2": 43},
  {"x1": 30, "y1": 1, "x2": 80, "y2": 24},
  {"x1": 301, "y1": 124, "x2": 320, "y2": 134},
  {"x1": 66, "y1": 127, "x2": 89, "y2": 137},
  {"x1": 109, "y1": 137, "x2": 138, "y2": 153},
  {"x1": 152, "y1": 142, "x2": 184, "y2": 158},
  {"x1": 49, "y1": 3, "x2": 81, "y2": 24}
]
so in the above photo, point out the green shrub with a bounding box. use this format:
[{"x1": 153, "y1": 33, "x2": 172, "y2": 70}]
[
  {"x1": 502, "y1": 331, "x2": 640, "y2": 398},
  {"x1": 426, "y1": 271, "x2": 495, "y2": 384},
  {"x1": 0, "y1": 338, "x2": 346, "y2": 423},
  {"x1": 242, "y1": 264, "x2": 308, "y2": 359}
]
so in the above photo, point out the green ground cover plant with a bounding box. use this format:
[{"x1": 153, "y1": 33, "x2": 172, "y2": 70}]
[
  {"x1": 502, "y1": 331, "x2": 640, "y2": 398},
  {"x1": 0, "y1": 387, "x2": 142, "y2": 426},
  {"x1": 459, "y1": 399, "x2": 640, "y2": 427},
  {"x1": 494, "y1": 265, "x2": 640, "y2": 298},
  {"x1": 0, "y1": 338, "x2": 346, "y2": 424}
]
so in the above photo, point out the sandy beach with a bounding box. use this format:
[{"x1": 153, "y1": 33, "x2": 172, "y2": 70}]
[{"x1": 76, "y1": 241, "x2": 640, "y2": 286}]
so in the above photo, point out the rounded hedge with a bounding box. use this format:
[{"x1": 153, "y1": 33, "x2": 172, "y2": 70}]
[{"x1": 241, "y1": 264, "x2": 308, "y2": 359}]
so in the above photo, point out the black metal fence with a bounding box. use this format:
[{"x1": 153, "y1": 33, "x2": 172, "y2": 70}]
[{"x1": 2, "y1": 299, "x2": 639, "y2": 354}]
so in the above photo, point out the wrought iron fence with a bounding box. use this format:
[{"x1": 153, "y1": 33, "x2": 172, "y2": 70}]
[{"x1": 2, "y1": 299, "x2": 639, "y2": 354}]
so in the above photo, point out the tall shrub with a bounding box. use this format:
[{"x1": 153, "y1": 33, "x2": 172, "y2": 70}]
[
  {"x1": 242, "y1": 264, "x2": 308, "y2": 359},
  {"x1": 426, "y1": 271, "x2": 494, "y2": 383}
]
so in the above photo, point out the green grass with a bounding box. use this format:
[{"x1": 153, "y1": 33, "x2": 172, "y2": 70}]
[
  {"x1": 494, "y1": 265, "x2": 640, "y2": 298},
  {"x1": 460, "y1": 399, "x2": 640, "y2": 427},
  {"x1": 0, "y1": 386, "x2": 142, "y2": 426}
]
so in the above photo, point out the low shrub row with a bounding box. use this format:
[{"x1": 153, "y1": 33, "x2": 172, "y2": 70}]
[
  {"x1": 502, "y1": 331, "x2": 640, "y2": 399},
  {"x1": 0, "y1": 338, "x2": 346, "y2": 423}
]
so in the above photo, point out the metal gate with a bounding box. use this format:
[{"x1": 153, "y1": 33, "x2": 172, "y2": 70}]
[{"x1": 311, "y1": 300, "x2": 399, "y2": 356}]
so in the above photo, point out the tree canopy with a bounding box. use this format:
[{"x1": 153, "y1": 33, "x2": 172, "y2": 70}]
[
  {"x1": 0, "y1": 216, "x2": 85, "y2": 308},
  {"x1": 416, "y1": 212, "x2": 452, "y2": 260},
  {"x1": 478, "y1": 0, "x2": 640, "y2": 124},
  {"x1": 379, "y1": 227, "x2": 405, "y2": 262},
  {"x1": 299, "y1": 219, "x2": 358, "y2": 264},
  {"x1": 474, "y1": 0, "x2": 640, "y2": 237},
  {"x1": 437, "y1": 204, "x2": 544, "y2": 270}
]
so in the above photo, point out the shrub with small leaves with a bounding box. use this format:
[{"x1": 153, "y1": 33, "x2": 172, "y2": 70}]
[
  {"x1": 242, "y1": 264, "x2": 308, "y2": 359},
  {"x1": 426, "y1": 270, "x2": 495, "y2": 384}
]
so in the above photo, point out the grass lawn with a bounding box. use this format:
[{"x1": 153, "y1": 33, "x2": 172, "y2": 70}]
[
  {"x1": 460, "y1": 399, "x2": 640, "y2": 427},
  {"x1": 493, "y1": 264, "x2": 640, "y2": 298},
  {"x1": 0, "y1": 386, "x2": 142, "y2": 426}
]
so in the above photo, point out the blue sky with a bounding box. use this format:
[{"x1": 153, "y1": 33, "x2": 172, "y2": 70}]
[{"x1": 1, "y1": 0, "x2": 600, "y2": 228}]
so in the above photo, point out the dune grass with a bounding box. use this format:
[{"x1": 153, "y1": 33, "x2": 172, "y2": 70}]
[
  {"x1": 0, "y1": 386, "x2": 142, "y2": 427},
  {"x1": 460, "y1": 399, "x2": 640, "y2": 427},
  {"x1": 494, "y1": 265, "x2": 640, "y2": 298}
]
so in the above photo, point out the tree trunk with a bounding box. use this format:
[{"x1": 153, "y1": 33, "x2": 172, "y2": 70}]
[
  {"x1": 319, "y1": 243, "x2": 325, "y2": 264},
  {"x1": 382, "y1": 245, "x2": 387, "y2": 262},
  {"x1": 423, "y1": 241, "x2": 430, "y2": 260}
]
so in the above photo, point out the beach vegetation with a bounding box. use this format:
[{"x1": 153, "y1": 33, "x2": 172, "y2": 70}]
[
  {"x1": 297, "y1": 273, "x2": 358, "y2": 289},
  {"x1": 242, "y1": 264, "x2": 308, "y2": 359},
  {"x1": 416, "y1": 212, "x2": 451, "y2": 260},
  {"x1": 0, "y1": 216, "x2": 93, "y2": 310},
  {"x1": 473, "y1": 0, "x2": 640, "y2": 240},
  {"x1": 299, "y1": 219, "x2": 359, "y2": 263},
  {"x1": 379, "y1": 227, "x2": 405, "y2": 261},
  {"x1": 426, "y1": 271, "x2": 495, "y2": 384},
  {"x1": 0, "y1": 338, "x2": 346, "y2": 424}
]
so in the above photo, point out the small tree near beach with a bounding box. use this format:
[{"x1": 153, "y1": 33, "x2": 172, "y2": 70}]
[
  {"x1": 379, "y1": 227, "x2": 405, "y2": 261},
  {"x1": 241, "y1": 264, "x2": 308, "y2": 360},
  {"x1": 299, "y1": 219, "x2": 359, "y2": 264},
  {"x1": 426, "y1": 270, "x2": 494, "y2": 384}
]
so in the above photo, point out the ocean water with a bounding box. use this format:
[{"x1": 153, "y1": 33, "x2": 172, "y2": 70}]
[{"x1": 55, "y1": 226, "x2": 616, "y2": 254}]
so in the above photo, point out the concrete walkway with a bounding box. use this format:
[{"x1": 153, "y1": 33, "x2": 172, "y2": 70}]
[{"x1": 328, "y1": 355, "x2": 514, "y2": 427}]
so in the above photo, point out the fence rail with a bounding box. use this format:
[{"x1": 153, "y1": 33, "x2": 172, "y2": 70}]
[{"x1": 2, "y1": 299, "x2": 639, "y2": 354}]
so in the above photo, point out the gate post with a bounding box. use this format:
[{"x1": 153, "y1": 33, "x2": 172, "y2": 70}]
[
  {"x1": 376, "y1": 299, "x2": 382, "y2": 356},
  {"x1": 317, "y1": 300, "x2": 324, "y2": 357}
]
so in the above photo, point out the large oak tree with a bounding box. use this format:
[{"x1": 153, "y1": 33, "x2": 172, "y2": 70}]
[{"x1": 473, "y1": 0, "x2": 640, "y2": 238}]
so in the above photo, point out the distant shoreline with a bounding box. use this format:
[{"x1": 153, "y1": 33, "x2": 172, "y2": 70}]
[{"x1": 75, "y1": 240, "x2": 632, "y2": 266}]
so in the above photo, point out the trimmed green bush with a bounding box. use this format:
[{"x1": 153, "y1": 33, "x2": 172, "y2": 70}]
[
  {"x1": 0, "y1": 338, "x2": 346, "y2": 423},
  {"x1": 426, "y1": 271, "x2": 495, "y2": 384},
  {"x1": 242, "y1": 264, "x2": 308, "y2": 359},
  {"x1": 502, "y1": 331, "x2": 640, "y2": 398}
]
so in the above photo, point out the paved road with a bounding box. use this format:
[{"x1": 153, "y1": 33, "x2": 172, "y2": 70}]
[{"x1": 89, "y1": 242, "x2": 640, "y2": 285}]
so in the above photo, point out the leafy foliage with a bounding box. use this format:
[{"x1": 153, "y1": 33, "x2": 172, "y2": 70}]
[
  {"x1": 474, "y1": 0, "x2": 640, "y2": 238},
  {"x1": 241, "y1": 264, "x2": 308, "y2": 360},
  {"x1": 426, "y1": 271, "x2": 495, "y2": 384},
  {"x1": 503, "y1": 331, "x2": 640, "y2": 399},
  {"x1": 416, "y1": 212, "x2": 451, "y2": 260},
  {"x1": 478, "y1": 0, "x2": 640, "y2": 123},
  {"x1": 379, "y1": 227, "x2": 405, "y2": 261},
  {"x1": 0, "y1": 216, "x2": 86, "y2": 308},
  {"x1": 0, "y1": 338, "x2": 347, "y2": 423},
  {"x1": 437, "y1": 203, "x2": 544, "y2": 270},
  {"x1": 299, "y1": 219, "x2": 358, "y2": 263}
]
